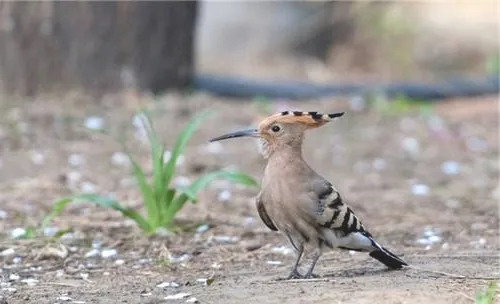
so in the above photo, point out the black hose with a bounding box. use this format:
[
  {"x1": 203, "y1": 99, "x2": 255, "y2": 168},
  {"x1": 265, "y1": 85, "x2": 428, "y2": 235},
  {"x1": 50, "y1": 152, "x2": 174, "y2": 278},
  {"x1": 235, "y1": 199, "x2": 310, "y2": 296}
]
[{"x1": 192, "y1": 73, "x2": 499, "y2": 101}]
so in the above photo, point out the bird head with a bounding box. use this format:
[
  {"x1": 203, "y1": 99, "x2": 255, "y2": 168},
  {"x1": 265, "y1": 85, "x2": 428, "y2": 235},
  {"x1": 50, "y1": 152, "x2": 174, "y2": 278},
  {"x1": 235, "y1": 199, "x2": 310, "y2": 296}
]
[{"x1": 209, "y1": 111, "x2": 345, "y2": 158}]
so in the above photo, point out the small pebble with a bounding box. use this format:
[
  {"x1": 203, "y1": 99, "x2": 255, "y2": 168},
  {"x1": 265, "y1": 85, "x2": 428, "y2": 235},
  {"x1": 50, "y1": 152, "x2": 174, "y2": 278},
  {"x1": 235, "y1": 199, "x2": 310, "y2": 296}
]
[
  {"x1": 212, "y1": 235, "x2": 240, "y2": 244},
  {"x1": 267, "y1": 261, "x2": 282, "y2": 265},
  {"x1": 349, "y1": 251, "x2": 357, "y2": 255},
  {"x1": 84, "y1": 116, "x2": 104, "y2": 130},
  {"x1": 66, "y1": 171, "x2": 82, "y2": 185},
  {"x1": 165, "y1": 293, "x2": 191, "y2": 300},
  {"x1": 21, "y1": 278, "x2": 38, "y2": 286},
  {"x1": 100, "y1": 249, "x2": 117, "y2": 259},
  {"x1": 155, "y1": 227, "x2": 170, "y2": 237},
  {"x1": 372, "y1": 158, "x2": 386, "y2": 170},
  {"x1": 1, "y1": 248, "x2": 15, "y2": 257},
  {"x1": 30, "y1": 151, "x2": 45, "y2": 165},
  {"x1": 114, "y1": 259, "x2": 125, "y2": 265},
  {"x1": 217, "y1": 190, "x2": 231, "y2": 202},
  {"x1": 85, "y1": 249, "x2": 100, "y2": 258},
  {"x1": 440, "y1": 161, "x2": 460, "y2": 175},
  {"x1": 68, "y1": 154, "x2": 85, "y2": 167},
  {"x1": 169, "y1": 253, "x2": 192, "y2": 264},
  {"x1": 271, "y1": 246, "x2": 293, "y2": 256},
  {"x1": 196, "y1": 224, "x2": 210, "y2": 233},
  {"x1": 427, "y1": 235, "x2": 442, "y2": 244},
  {"x1": 80, "y1": 182, "x2": 96, "y2": 193},
  {"x1": 441, "y1": 243, "x2": 449, "y2": 250},
  {"x1": 186, "y1": 297, "x2": 199, "y2": 303},
  {"x1": 2, "y1": 287, "x2": 16, "y2": 293},
  {"x1": 9, "y1": 274, "x2": 20, "y2": 281},
  {"x1": 243, "y1": 217, "x2": 256, "y2": 227},
  {"x1": 43, "y1": 226, "x2": 59, "y2": 237},
  {"x1": 58, "y1": 296, "x2": 72, "y2": 301},
  {"x1": 12, "y1": 257, "x2": 22, "y2": 264},
  {"x1": 110, "y1": 152, "x2": 129, "y2": 167},
  {"x1": 211, "y1": 262, "x2": 222, "y2": 269},
  {"x1": 10, "y1": 228, "x2": 26, "y2": 239},
  {"x1": 401, "y1": 137, "x2": 420, "y2": 155},
  {"x1": 411, "y1": 184, "x2": 429, "y2": 196},
  {"x1": 80, "y1": 273, "x2": 89, "y2": 280},
  {"x1": 157, "y1": 282, "x2": 180, "y2": 288}
]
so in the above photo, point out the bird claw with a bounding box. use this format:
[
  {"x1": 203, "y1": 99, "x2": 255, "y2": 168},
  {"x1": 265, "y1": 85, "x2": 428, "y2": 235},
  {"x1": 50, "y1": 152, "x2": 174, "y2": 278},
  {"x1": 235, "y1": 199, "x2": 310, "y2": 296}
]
[
  {"x1": 303, "y1": 272, "x2": 319, "y2": 279},
  {"x1": 285, "y1": 270, "x2": 304, "y2": 280}
]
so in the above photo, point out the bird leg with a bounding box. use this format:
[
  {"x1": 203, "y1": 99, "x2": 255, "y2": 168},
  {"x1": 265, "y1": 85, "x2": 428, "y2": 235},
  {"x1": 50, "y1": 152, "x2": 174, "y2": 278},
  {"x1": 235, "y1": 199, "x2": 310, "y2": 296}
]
[
  {"x1": 286, "y1": 245, "x2": 304, "y2": 280},
  {"x1": 303, "y1": 249, "x2": 321, "y2": 279},
  {"x1": 283, "y1": 235, "x2": 304, "y2": 280}
]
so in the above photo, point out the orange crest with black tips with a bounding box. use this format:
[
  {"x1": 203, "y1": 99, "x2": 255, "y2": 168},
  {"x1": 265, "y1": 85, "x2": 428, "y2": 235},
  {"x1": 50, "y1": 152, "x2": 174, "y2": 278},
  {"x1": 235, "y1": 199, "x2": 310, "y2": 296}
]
[{"x1": 258, "y1": 111, "x2": 345, "y2": 129}]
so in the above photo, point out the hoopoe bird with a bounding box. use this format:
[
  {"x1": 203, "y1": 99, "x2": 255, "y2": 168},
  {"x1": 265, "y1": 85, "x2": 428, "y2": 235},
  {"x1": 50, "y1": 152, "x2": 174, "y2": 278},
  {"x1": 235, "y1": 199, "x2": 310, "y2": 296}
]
[{"x1": 210, "y1": 111, "x2": 408, "y2": 279}]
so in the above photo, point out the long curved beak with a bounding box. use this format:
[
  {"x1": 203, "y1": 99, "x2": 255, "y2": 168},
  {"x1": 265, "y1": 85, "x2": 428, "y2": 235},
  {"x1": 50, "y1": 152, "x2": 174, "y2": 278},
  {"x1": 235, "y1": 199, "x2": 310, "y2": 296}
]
[{"x1": 209, "y1": 129, "x2": 259, "y2": 142}]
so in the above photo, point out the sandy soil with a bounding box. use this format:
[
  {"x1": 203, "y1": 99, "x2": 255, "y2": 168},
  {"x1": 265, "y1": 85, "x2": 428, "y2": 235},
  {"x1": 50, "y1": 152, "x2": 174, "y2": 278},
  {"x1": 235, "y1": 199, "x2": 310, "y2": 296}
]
[{"x1": 0, "y1": 92, "x2": 498, "y2": 304}]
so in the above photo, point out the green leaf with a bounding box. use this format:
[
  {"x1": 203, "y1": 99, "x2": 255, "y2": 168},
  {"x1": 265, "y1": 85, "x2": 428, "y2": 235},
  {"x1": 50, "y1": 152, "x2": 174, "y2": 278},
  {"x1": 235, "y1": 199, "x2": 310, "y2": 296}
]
[
  {"x1": 159, "y1": 188, "x2": 176, "y2": 224},
  {"x1": 123, "y1": 148, "x2": 157, "y2": 227},
  {"x1": 163, "y1": 110, "x2": 213, "y2": 188},
  {"x1": 187, "y1": 170, "x2": 258, "y2": 203},
  {"x1": 42, "y1": 194, "x2": 152, "y2": 232},
  {"x1": 162, "y1": 193, "x2": 190, "y2": 227}
]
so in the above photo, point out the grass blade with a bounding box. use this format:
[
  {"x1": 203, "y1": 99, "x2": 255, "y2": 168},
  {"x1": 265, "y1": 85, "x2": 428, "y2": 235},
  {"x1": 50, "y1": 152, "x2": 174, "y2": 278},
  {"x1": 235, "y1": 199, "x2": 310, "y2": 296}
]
[
  {"x1": 186, "y1": 170, "x2": 258, "y2": 203},
  {"x1": 163, "y1": 110, "x2": 213, "y2": 188},
  {"x1": 42, "y1": 194, "x2": 151, "y2": 232},
  {"x1": 162, "y1": 193, "x2": 189, "y2": 227}
]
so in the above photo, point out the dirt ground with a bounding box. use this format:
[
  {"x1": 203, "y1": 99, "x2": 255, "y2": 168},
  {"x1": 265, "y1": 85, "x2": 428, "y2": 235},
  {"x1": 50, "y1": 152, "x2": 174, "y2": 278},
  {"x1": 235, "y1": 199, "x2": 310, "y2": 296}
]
[{"x1": 0, "y1": 92, "x2": 498, "y2": 304}]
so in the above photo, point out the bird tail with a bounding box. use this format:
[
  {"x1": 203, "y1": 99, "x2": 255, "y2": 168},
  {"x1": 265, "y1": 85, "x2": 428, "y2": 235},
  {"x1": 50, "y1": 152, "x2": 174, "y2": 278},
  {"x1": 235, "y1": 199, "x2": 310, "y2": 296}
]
[{"x1": 369, "y1": 246, "x2": 408, "y2": 269}]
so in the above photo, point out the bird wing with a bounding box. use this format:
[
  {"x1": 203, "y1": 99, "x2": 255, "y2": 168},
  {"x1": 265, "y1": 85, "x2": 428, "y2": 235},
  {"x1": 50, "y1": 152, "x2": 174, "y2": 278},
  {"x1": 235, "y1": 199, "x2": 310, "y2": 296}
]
[
  {"x1": 314, "y1": 182, "x2": 368, "y2": 234},
  {"x1": 256, "y1": 191, "x2": 278, "y2": 231},
  {"x1": 311, "y1": 180, "x2": 375, "y2": 250}
]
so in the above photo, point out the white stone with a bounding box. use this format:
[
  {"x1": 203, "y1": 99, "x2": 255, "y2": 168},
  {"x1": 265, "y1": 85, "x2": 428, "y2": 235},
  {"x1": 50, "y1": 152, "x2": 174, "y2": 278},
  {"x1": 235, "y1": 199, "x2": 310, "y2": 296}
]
[{"x1": 84, "y1": 116, "x2": 104, "y2": 130}]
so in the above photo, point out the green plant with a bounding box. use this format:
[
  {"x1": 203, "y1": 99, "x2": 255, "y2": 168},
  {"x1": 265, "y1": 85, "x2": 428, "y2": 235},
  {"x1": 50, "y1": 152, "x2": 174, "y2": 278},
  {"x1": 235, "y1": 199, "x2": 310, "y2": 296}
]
[
  {"x1": 475, "y1": 281, "x2": 498, "y2": 304},
  {"x1": 42, "y1": 109, "x2": 258, "y2": 235}
]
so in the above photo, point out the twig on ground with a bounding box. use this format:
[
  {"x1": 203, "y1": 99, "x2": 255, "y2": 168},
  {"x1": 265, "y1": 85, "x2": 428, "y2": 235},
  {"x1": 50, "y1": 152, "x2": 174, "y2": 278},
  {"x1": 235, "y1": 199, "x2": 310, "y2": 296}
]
[
  {"x1": 408, "y1": 265, "x2": 500, "y2": 280},
  {"x1": 268, "y1": 278, "x2": 333, "y2": 284}
]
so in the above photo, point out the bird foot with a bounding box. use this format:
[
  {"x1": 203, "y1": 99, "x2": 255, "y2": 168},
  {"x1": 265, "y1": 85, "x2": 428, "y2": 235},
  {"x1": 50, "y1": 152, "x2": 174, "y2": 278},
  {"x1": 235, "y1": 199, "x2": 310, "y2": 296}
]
[
  {"x1": 303, "y1": 272, "x2": 319, "y2": 279},
  {"x1": 284, "y1": 270, "x2": 304, "y2": 280}
]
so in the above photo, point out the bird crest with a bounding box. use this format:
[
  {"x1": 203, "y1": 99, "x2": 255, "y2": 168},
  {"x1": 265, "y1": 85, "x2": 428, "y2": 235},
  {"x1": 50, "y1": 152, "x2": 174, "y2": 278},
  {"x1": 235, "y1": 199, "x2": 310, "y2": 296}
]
[{"x1": 259, "y1": 111, "x2": 345, "y2": 129}]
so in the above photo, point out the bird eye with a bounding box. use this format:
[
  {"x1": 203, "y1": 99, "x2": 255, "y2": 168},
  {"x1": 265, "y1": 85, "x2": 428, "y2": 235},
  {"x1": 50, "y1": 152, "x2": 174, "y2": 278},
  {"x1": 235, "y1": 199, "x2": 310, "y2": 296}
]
[{"x1": 271, "y1": 125, "x2": 281, "y2": 132}]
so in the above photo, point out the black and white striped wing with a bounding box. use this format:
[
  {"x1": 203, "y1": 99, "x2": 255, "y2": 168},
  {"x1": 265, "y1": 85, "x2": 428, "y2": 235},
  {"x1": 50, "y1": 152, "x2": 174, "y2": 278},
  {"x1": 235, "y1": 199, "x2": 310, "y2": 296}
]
[{"x1": 314, "y1": 182, "x2": 408, "y2": 268}]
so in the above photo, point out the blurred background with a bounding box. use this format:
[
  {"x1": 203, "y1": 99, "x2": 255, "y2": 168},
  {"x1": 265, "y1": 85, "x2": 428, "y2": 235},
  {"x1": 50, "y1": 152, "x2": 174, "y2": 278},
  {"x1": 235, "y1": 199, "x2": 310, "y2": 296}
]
[{"x1": 0, "y1": 1, "x2": 498, "y2": 303}]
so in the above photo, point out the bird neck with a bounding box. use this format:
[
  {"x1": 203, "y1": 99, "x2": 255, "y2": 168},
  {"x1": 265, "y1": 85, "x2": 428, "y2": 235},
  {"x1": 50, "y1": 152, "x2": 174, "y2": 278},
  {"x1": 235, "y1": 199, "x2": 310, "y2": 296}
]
[{"x1": 267, "y1": 144, "x2": 304, "y2": 166}]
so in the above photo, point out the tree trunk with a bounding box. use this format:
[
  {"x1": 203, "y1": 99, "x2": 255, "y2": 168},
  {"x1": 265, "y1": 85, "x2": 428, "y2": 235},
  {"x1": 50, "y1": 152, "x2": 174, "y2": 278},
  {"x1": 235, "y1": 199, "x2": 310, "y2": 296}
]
[{"x1": 0, "y1": 1, "x2": 198, "y2": 96}]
